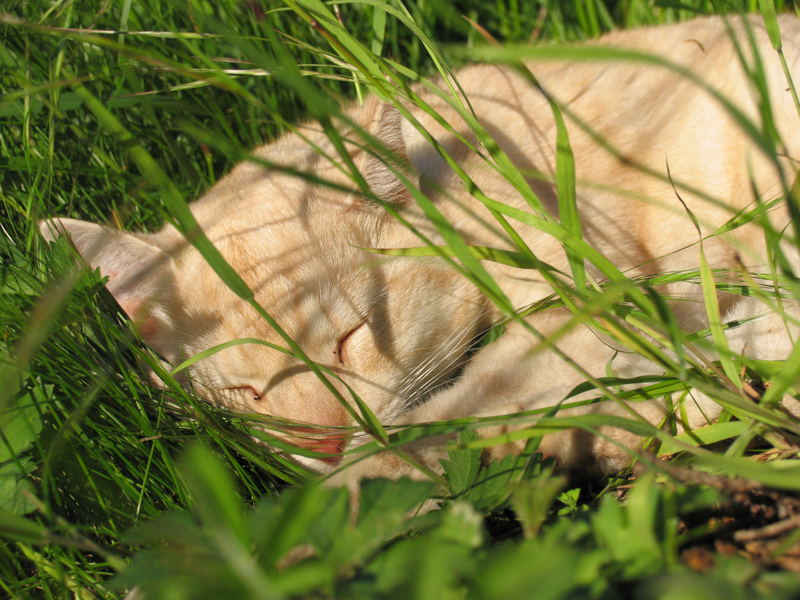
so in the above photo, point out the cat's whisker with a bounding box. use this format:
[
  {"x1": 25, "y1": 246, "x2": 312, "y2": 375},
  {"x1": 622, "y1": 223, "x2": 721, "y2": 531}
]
[
  {"x1": 388, "y1": 319, "x2": 491, "y2": 416},
  {"x1": 393, "y1": 324, "x2": 473, "y2": 393}
]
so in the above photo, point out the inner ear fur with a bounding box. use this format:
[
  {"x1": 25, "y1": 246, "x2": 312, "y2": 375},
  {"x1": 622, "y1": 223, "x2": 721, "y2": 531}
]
[
  {"x1": 357, "y1": 99, "x2": 412, "y2": 205},
  {"x1": 39, "y1": 217, "x2": 180, "y2": 360}
]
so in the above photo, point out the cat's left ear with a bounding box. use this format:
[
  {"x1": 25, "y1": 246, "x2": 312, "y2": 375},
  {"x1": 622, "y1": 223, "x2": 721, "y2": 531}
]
[
  {"x1": 359, "y1": 101, "x2": 412, "y2": 204},
  {"x1": 39, "y1": 218, "x2": 180, "y2": 360}
]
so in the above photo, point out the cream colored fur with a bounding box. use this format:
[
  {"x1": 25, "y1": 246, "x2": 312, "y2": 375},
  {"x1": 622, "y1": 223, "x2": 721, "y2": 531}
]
[{"x1": 41, "y1": 15, "x2": 800, "y2": 487}]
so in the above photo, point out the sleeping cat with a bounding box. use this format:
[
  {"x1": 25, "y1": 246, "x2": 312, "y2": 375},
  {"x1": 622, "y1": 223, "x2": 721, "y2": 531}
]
[{"x1": 41, "y1": 14, "x2": 800, "y2": 489}]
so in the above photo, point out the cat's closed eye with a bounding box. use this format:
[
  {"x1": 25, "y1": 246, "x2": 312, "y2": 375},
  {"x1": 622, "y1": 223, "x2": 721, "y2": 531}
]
[
  {"x1": 225, "y1": 385, "x2": 262, "y2": 402},
  {"x1": 336, "y1": 322, "x2": 367, "y2": 364}
]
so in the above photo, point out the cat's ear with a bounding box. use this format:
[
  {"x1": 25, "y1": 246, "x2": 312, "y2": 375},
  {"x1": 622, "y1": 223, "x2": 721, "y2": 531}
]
[
  {"x1": 360, "y1": 101, "x2": 411, "y2": 204},
  {"x1": 39, "y1": 217, "x2": 179, "y2": 358}
]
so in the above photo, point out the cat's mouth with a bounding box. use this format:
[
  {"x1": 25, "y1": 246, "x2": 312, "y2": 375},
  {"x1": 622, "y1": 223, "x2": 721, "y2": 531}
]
[{"x1": 282, "y1": 426, "x2": 348, "y2": 467}]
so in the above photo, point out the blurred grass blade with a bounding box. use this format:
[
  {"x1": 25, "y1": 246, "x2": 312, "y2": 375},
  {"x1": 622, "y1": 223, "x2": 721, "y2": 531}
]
[
  {"x1": 698, "y1": 246, "x2": 740, "y2": 387},
  {"x1": 552, "y1": 102, "x2": 585, "y2": 290},
  {"x1": 180, "y1": 443, "x2": 248, "y2": 545},
  {"x1": 760, "y1": 336, "x2": 800, "y2": 407},
  {"x1": 758, "y1": 0, "x2": 800, "y2": 117},
  {"x1": 657, "y1": 421, "x2": 748, "y2": 456},
  {"x1": 179, "y1": 444, "x2": 278, "y2": 599},
  {"x1": 371, "y1": 4, "x2": 387, "y2": 56},
  {"x1": 366, "y1": 243, "x2": 563, "y2": 272},
  {"x1": 758, "y1": 0, "x2": 781, "y2": 48},
  {"x1": 171, "y1": 338, "x2": 291, "y2": 376},
  {"x1": 0, "y1": 509, "x2": 48, "y2": 544}
]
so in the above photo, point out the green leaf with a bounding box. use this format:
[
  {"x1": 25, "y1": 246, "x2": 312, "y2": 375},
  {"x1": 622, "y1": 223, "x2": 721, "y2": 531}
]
[
  {"x1": 122, "y1": 511, "x2": 207, "y2": 552},
  {"x1": 357, "y1": 478, "x2": 435, "y2": 527},
  {"x1": 252, "y1": 484, "x2": 334, "y2": 567},
  {"x1": 173, "y1": 444, "x2": 277, "y2": 598},
  {"x1": 467, "y1": 454, "x2": 528, "y2": 511},
  {"x1": 179, "y1": 443, "x2": 248, "y2": 546},
  {"x1": 305, "y1": 485, "x2": 349, "y2": 555},
  {"x1": 0, "y1": 387, "x2": 45, "y2": 463},
  {"x1": 472, "y1": 520, "x2": 603, "y2": 600},
  {"x1": 270, "y1": 560, "x2": 335, "y2": 597},
  {"x1": 436, "y1": 501, "x2": 483, "y2": 548},
  {"x1": 511, "y1": 467, "x2": 567, "y2": 538},
  {"x1": 320, "y1": 478, "x2": 435, "y2": 570},
  {"x1": 440, "y1": 431, "x2": 482, "y2": 497},
  {"x1": 591, "y1": 475, "x2": 667, "y2": 578},
  {"x1": 556, "y1": 488, "x2": 586, "y2": 516},
  {"x1": 0, "y1": 459, "x2": 37, "y2": 515}
]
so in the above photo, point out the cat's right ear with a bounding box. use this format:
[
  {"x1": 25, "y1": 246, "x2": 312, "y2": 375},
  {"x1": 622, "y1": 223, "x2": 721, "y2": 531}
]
[
  {"x1": 360, "y1": 101, "x2": 412, "y2": 205},
  {"x1": 39, "y1": 218, "x2": 179, "y2": 360}
]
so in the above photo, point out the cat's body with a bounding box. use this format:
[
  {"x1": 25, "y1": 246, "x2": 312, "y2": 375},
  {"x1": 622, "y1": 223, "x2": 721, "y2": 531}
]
[{"x1": 42, "y1": 15, "x2": 800, "y2": 484}]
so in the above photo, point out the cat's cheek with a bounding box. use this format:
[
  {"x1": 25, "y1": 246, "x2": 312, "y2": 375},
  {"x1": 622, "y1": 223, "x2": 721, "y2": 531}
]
[
  {"x1": 137, "y1": 318, "x2": 159, "y2": 342},
  {"x1": 112, "y1": 294, "x2": 181, "y2": 363}
]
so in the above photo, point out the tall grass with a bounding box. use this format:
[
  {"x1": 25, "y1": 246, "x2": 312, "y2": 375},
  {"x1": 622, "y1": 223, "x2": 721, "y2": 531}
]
[{"x1": 2, "y1": 0, "x2": 800, "y2": 597}]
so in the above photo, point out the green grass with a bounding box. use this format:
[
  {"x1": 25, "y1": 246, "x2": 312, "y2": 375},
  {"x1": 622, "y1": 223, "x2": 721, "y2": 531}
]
[{"x1": 3, "y1": 0, "x2": 800, "y2": 597}]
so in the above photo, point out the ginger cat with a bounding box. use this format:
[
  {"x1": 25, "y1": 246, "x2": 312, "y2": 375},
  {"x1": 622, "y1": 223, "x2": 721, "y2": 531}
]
[{"x1": 41, "y1": 14, "x2": 800, "y2": 488}]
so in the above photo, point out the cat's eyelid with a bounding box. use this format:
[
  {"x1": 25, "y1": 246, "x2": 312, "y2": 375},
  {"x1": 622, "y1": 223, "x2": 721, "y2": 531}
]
[
  {"x1": 336, "y1": 321, "x2": 367, "y2": 364},
  {"x1": 224, "y1": 384, "x2": 262, "y2": 401}
]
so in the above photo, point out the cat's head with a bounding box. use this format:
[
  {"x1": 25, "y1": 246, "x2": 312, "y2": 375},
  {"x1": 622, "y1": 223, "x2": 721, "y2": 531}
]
[{"x1": 40, "y1": 97, "x2": 489, "y2": 470}]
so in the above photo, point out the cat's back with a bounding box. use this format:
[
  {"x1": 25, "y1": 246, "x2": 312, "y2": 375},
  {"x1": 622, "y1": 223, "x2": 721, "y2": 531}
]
[
  {"x1": 447, "y1": 14, "x2": 800, "y2": 195},
  {"x1": 450, "y1": 13, "x2": 799, "y2": 136},
  {"x1": 409, "y1": 14, "x2": 800, "y2": 277}
]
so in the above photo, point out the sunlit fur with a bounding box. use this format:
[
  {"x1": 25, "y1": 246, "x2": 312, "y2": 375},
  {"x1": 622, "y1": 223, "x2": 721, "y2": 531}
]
[{"x1": 42, "y1": 15, "x2": 800, "y2": 485}]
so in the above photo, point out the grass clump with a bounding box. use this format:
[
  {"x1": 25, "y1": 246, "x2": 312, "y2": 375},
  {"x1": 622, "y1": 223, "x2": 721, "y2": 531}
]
[{"x1": 3, "y1": 0, "x2": 800, "y2": 598}]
